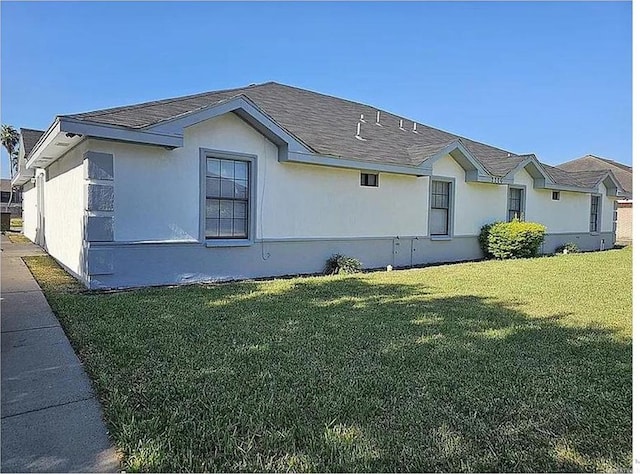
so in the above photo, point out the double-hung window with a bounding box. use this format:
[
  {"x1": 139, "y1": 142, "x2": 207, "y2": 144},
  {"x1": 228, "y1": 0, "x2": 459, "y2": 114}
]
[
  {"x1": 508, "y1": 187, "x2": 524, "y2": 221},
  {"x1": 590, "y1": 195, "x2": 600, "y2": 233},
  {"x1": 205, "y1": 157, "x2": 250, "y2": 240},
  {"x1": 430, "y1": 180, "x2": 452, "y2": 237}
]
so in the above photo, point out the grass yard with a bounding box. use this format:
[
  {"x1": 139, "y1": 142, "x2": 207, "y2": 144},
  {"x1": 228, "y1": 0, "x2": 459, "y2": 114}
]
[
  {"x1": 25, "y1": 249, "x2": 632, "y2": 472},
  {"x1": 6, "y1": 232, "x2": 31, "y2": 243}
]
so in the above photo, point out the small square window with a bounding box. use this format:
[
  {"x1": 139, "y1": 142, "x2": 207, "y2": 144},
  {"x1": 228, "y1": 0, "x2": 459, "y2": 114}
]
[
  {"x1": 552, "y1": 191, "x2": 560, "y2": 201},
  {"x1": 360, "y1": 173, "x2": 378, "y2": 187}
]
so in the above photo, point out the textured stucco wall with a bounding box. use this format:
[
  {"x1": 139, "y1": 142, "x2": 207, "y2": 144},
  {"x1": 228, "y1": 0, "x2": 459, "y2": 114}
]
[
  {"x1": 431, "y1": 155, "x2": 507, "y2": 236},
  {"x1": 21, "y1": 181, "x2": 37, "y2": 242},
  {"x1": 513, "y1": 168, "x2": 593, "y2": 233},
  {"x1": 88, "y1": 113, "x2": 430, "y2": 242},
  {"x1": 41, "y1": 142, "x2": 88, "y2": 277}
]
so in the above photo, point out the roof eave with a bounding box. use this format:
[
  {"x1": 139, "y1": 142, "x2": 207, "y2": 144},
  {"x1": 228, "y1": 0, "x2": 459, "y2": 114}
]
[
  {"x1": 26, "y1": 117, "x2": 183, "y2": 169},
  {"x1": 11, "y1": 168, "x2": 35, "y2": 186},
  {"x1": 144, "y1": 95, "x2": 313, "y2": 161},
  {"x1": 502, "y1": 155, "x2": 554, "y2": 186},
  {"x1": 420, "y1": 139, "x2": 497, "y2": 183},
  {"x1": 285, "y1": 151, "x2": 431, "y2": 176}
]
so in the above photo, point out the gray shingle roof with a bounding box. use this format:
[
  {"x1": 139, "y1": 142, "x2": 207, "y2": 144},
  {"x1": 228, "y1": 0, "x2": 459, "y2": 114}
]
[
  {"x1": 557, "y1": 155, "x2": 632, "y2": 196},
  {"x1": 65, "y1": 82, "x2": 526, "y2": 175},
  {"x1": 20, "y1": 128, "x2": 45, "y2": 157},
  {"x1": 61, "y1": 82, "x2": 613, "y2": 191}
]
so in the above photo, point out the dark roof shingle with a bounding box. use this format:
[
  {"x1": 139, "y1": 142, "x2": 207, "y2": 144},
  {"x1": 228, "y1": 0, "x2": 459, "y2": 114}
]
[
  {"x1": 557, "y1": 155, "x2": 632, "y2": 196},
  {"x1": 65, "y1": 82, "x2": 524, "y2": 174},
  {"x1": 20, "y1": 128, "x2": 46, "y2": 157},
  {"x1": 59, "y1": 82, "x2": 617, "y2": 193}
]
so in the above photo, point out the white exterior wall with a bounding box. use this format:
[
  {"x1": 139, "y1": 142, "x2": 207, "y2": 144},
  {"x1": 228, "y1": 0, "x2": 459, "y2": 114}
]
[
  {"x1": 599, "y1": 182, "x2": 615, "y2": 233},
  {"x1": 512, "y1": 169, "x2": 589, "y2": 233},
  {"x1": 262, "y1": 163, "x2": 428, "y2": 238},
  {"x1": 41, "y1": 142, "x2": 88, "y2": 276},
  {"x1": 88, "y1": 113, "x2": 430, "y2": 242},
  {"x1": 21, "y1": 182, "x2": 37, "y2": 242},
  {"x1": 431, "y1": 155, "x2": 507, "y2": 236}
]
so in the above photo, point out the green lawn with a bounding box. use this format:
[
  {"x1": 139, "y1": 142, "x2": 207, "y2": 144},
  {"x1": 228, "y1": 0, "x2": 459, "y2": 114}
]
[
  {"x1": 25, "y1": 249, "x2": 632, "y2": 472},
  {"x1": 6, "y1": 232, "x2": 30, "y2": 243}
]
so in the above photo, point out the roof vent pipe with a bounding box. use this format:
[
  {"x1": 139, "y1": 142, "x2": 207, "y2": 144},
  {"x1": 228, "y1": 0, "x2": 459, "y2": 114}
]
[
  {"x1": 376, "y1": 111, "x2": 381, "y2": 126},
  {"x1": 355, "y1": 122, "x2": 366, "y2": 141},
  {"x1": 399, "y1": 119, "x2": 404, "y2": 130},
  {"x1": 413, "y1": 122, "x2": 417, "y2": 133},
  {"x1": 360, "y1": 114, "x2": 366, "y2": 122}
]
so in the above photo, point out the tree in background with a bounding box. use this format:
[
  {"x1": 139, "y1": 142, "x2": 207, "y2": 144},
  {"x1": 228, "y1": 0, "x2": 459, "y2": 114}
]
[{"x1": 1, "y1": 125, "x2": 21, "y2": 212}]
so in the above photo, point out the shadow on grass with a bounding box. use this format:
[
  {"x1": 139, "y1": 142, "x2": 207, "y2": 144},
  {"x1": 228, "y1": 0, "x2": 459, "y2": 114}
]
[{"x1": 45, "y1": 274, "x2": 631, "y2": 472}]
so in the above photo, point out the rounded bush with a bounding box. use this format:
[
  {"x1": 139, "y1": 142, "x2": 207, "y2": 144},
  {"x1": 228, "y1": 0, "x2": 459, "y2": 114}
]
[
  {"x1": 324, "y1": 254, "x2": 363, "y2": 275},
  {"x1": 479, "y1": 220, "x2": 546, "y2": 259}
]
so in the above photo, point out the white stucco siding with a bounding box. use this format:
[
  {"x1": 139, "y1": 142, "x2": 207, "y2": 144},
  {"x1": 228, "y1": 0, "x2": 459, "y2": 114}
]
[
  {"x1": 599, "y1": 183, "x2": 615, "y2": 233},
  {"x1": 512, "y1": 169, "x2": 592, "y2": 233},
  {"x1": 99, "y1": 113, "x2": 430, "y2": 242},
  {"x1": 88, "y1": 139, "x2": 197, "y2": 242},
  {"x1": 21, "y1": 181, "x2": 37, "y2": 241},
  {"x1": 263, "y1": 163, "x2": 428, "y2": 238},
  {"x1": 42, "y1": 142, "x2": 88, "y2": 276},
  {"x1": 431, "y1": 155, "x2": 507, "y2": 236}
]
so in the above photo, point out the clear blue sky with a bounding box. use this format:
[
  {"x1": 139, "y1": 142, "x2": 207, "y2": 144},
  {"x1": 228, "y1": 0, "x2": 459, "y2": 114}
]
[{"x1": 0, "y1": 1, "x2": 632, "y2": 178}]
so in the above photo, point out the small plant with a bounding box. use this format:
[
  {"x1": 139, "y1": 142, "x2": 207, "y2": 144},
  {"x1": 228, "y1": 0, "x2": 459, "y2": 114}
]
[
  {"x1": 555, "y1": 242, "x2": 580, "y2": 254},
  {"x1": 324, "y1": 254, "x2": 363, "y2": 275},
  {"x1": 479, "y1": 219, "x2": 546, "y2": 259}
]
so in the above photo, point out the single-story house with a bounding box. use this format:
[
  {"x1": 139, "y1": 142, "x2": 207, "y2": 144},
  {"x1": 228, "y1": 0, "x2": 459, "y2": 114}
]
[
  {"x1": 12, "y1": 82, "x2": 623, "y2": 289},
  {"x1": 558, "y1": 155, "x2": 632, "y2": 245}
]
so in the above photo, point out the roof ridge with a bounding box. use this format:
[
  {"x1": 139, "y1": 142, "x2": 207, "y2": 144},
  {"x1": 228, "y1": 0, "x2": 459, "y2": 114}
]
[
  {"x1": 562, "y1": 154, "x2": 632, "y2": 172},
  {"x1": 20, "y1": 127, "x2": 45, "y2": 133},
  {"x1": 590, "y1": 155, "x2": 632, "y2": 171}
]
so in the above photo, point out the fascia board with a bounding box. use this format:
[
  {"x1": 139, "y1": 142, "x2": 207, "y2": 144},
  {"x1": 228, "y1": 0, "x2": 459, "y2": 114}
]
[
  {"x1": 286, "y1": 151, "x2": 431, "y2": 176},
  {"x1": 60, "y1": 118, "x2": 183, "y2": 148}
]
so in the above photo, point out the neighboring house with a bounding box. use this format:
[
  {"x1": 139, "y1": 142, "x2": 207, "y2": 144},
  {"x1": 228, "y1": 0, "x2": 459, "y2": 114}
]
[
  {"x1": 1, "y1": 179, "x2": 22, "y2": 217},
  {"x1": 12, "y1": 82, "x2": 622, "y2": 289},
  {"x1": 558, "y1": 155, "x2": 632, "y2": 244},
  {"x1": 10, "y1": 128, "x2": 45, "y2": 220}
]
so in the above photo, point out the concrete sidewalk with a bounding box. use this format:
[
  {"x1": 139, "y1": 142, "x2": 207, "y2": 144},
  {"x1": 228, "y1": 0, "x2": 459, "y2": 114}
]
[{"x1": 1, "y1": 234, "x2": 120, "y2": 473}]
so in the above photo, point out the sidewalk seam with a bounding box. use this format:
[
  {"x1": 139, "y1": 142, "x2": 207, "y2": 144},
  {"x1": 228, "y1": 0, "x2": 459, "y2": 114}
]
[
  {"x1": 1, "y1": 396, "x2": 95, "y2": 420},
  {"x1": 1, "y1": 325, "x2": 60, "y2": 334}
]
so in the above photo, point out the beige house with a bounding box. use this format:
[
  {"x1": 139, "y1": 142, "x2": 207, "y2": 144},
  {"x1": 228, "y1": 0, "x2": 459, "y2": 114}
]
[{"x1": 558, "y1": 155, "x2": 632, "y2": 244}]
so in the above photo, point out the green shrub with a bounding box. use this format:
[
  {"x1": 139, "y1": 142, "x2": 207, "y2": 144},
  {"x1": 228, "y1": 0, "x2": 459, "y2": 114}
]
[
  {"x1": 479, "y1": 220, "x2": 546, "y2": 259},
  {"x1": 324, "y1": 254, "x2": 363, "y2": 275},
  {"x1": 479, "y1": 222, "x2": 498, "y2": 259},
  {"x1": 555, "y1": 242, "x2": 580, "y2": 254}
]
